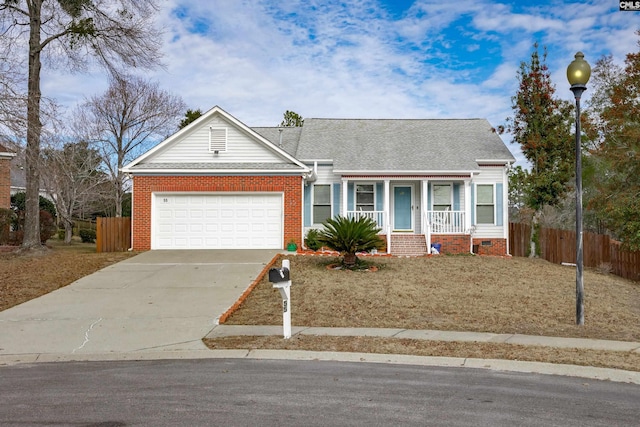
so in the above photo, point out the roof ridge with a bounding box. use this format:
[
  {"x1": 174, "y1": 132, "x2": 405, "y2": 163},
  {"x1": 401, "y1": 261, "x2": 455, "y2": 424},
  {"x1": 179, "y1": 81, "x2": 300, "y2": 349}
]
[{"x1": 305, "y1": 117, "x2": 486, "y2": 121}]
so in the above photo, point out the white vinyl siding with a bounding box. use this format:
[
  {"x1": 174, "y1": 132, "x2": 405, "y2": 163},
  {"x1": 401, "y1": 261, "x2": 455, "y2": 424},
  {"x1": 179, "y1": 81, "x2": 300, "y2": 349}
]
[
  {"x1": 472, "y1": 166, "x2": 507, "y2": 239},
  {"x1": 149, "y1": 116, "x2": 284, "y2": 164}
]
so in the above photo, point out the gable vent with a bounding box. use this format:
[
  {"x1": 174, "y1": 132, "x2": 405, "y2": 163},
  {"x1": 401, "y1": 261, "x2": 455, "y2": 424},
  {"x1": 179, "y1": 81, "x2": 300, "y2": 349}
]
[{"x1": 209, "y1": 127, "x2": 227, "y2": 153}]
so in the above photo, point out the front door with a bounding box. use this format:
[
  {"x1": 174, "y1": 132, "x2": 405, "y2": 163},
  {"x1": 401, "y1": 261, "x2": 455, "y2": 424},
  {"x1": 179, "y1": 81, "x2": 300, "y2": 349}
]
[{"x1": 393, "y1": 186, "x2": 413, "y2": 230}]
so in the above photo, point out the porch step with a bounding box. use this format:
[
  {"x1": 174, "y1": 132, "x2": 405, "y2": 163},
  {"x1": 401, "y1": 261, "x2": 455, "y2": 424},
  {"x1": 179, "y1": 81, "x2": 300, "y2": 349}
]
[{"x1": 390, "y1": 234, "x2": 428, "y2": 256}]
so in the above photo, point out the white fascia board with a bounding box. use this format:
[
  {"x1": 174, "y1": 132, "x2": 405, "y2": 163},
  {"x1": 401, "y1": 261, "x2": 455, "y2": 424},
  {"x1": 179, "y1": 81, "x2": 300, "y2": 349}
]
[
  {"x1": 299, "y1": 159, "x2": 334, "y2": 163},
  {"x1": 124, "y1": 168, "x2": 307, "y2": 175},
  {"x1": 476, "y1": 159, "x2": 514, "y2": 165},
  {"x1": 226, "y1": 121, "x2": 309, "y2": 172},
  {"x1": 0, "y1": 152, "x2": 16, "y2": 159},
  {"x1": 122, "y1": 106, "x2": 222, "y2": 170},
  {"x1": 122, "y1": 105, "x2": 310, "y2": 173},
  {"x1": 334, "y1": 169, "x2": 479, "y2": 176}
]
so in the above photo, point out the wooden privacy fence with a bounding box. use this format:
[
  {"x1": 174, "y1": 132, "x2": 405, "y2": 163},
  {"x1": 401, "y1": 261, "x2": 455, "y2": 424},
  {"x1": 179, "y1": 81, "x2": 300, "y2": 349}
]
[
  {"x1": 509, "y1": 222, "x2": 531, "y2": 258},
  {"x1": 509, "y1": 222, "x2": 640, "y2": 281},
  {"x1": 96, "y1": 217, "x2": 131, "y2": 253}
]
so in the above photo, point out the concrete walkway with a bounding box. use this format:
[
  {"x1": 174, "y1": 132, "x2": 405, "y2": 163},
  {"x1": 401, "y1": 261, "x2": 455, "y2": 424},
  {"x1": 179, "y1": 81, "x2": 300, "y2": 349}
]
[{"x1": 207, "y1": 325, "x2": 640, "y2": 353}]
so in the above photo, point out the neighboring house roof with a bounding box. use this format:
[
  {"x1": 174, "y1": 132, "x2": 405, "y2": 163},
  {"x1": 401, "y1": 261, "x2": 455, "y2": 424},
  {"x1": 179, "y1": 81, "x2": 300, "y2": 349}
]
[
  {"x1": 0, "y1": 143, "x2": 15, "y2": 159},
  {"x1": 124, "y1": 107, "x2": 514, "y2": 175}
]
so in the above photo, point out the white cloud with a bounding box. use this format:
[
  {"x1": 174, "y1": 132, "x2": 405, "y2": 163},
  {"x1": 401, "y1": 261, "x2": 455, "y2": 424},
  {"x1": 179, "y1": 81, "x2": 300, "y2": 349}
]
[{"x1": 29, "y1": 0, "x2": 638, "y2": 149}]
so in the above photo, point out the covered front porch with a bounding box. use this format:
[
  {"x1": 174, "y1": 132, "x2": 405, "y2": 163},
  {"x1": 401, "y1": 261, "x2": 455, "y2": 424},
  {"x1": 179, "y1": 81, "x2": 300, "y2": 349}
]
[{"x1": 340, "y1": 176, "x2": 474, "y2": 255}]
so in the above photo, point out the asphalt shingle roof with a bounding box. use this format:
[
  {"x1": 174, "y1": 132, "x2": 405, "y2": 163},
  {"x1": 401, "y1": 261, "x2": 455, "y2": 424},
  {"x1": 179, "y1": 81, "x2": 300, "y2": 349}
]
[{"x1": 254, "y1": 118, "x2": 514, "y2": 172}]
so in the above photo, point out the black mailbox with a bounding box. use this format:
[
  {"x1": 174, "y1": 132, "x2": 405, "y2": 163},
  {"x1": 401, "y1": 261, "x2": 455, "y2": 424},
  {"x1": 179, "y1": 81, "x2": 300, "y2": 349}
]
[{"x1": 269, "y1": 267, "x2": 290, "y2": 283}]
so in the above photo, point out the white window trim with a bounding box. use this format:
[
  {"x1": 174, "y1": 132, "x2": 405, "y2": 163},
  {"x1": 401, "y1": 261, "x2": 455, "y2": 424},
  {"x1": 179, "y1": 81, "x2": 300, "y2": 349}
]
[
  {"x1": 475, "y1": 184, "x2": 496, "y2": 225},
  {"x1": 432, "y1": 183, "x2": 453, "y2": 210},
  {"x1": 354, "y1": 182, "x2": 377, "y2": 212},
  {"x1": 312, "y1": 184, "x2": 332, "y2": 225}
]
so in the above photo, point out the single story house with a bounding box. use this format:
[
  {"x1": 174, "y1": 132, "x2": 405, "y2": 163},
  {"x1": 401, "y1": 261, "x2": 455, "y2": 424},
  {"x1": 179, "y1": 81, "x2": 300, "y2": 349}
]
[{"x1": 122, "y1": 106, "x2": 515, "y2": 255}]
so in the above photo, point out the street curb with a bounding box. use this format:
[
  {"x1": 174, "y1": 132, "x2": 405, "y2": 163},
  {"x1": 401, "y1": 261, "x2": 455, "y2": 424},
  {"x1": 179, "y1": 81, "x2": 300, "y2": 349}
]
[{"x1": 2, "y1": 349, "x2": 639, "y2": 385}]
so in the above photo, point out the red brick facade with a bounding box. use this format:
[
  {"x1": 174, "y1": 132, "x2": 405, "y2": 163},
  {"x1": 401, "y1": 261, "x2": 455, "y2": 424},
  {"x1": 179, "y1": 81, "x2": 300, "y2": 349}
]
[
  {"x1": 0, "y1": 155, "x2": 11, "y2": 209},
  {"x1": 131, "y1": 175, "x2": 303, "y2": 251},
  {"x1": 432, "y1": 234, "x2": 508, "y2": 256}
]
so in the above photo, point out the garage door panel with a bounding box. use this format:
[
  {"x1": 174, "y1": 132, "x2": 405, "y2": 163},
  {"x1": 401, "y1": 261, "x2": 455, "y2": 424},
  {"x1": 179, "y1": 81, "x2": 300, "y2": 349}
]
[{"x1": 154, "y1": 193, "x2": 283, "y2": 249}]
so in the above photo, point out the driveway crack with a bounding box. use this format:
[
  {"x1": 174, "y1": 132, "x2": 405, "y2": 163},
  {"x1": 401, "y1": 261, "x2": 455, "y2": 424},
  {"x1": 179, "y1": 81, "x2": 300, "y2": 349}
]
[{"x1": 72, "y1": 318, "x2": 102, "y2": 353}]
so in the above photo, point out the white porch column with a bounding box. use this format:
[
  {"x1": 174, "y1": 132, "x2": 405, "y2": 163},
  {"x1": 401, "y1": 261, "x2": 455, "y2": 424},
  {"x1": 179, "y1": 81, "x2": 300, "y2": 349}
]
[
  {"x1": 465, "y1": 179, "x2": 472, "y2": 231},
  {"x1": 422, "y1": 179, "x2": 430, "y2": 250},
  {"x1": 341, "y1": 178, "x2": 348, "y2": 217},
  {"x1": 384, "y1": 179, "x2": 390, "y2": 254}
]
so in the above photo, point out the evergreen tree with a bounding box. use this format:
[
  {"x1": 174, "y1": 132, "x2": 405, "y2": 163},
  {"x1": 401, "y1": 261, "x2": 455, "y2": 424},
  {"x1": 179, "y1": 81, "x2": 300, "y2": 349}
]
[
  {"x1": 179, "y1": 109, "x2": 203, "y2": 129},
  {"x1": 280, "y1": 110, "x2": 304, "y2": 127},
  {"x1": 504, "y1": 44, "x2": 574, "y2": 256}
]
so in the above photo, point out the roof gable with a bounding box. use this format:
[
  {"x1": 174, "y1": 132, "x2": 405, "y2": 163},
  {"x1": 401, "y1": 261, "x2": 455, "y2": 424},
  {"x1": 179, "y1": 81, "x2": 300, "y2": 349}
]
[{"x1": 123, "y1": 106, "x2": 307, "y2": 173}]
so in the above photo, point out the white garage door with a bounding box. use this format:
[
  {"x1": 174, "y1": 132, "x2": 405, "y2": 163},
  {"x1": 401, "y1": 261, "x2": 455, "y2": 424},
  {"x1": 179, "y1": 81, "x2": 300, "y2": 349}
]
[{"x1": 153, "y1": 193, "x2": 283, "y2": 249}]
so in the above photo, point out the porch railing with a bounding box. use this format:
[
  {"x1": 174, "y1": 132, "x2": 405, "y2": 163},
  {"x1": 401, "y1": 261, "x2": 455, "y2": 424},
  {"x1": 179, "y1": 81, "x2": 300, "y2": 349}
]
[
  {"x1": 426, "y1": 210, "x2": 466, "y2": 234},
  {"x1": 346, "y1": 210, "x2": 385, "y2": 230}
]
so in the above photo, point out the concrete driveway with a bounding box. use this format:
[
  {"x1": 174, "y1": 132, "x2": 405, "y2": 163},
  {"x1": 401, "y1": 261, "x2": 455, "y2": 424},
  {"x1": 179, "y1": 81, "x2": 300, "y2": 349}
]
[{"x1": 0, "y1": 250, "x2": 278, "y2": 361}]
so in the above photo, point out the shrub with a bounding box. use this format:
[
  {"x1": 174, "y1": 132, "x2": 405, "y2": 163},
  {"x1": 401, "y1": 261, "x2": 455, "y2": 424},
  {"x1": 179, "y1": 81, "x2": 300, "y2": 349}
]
[
  {"x1": 39, "y1": 210, "x2": 57, "y2": 243},
  {"x1": 79, "y1": 228, "x2": 96, "y2": 243},
  {"x1": 6, "y1": 210, "x2": 57, "y2": 245},
  {"x1": 305, "y1": 228, "x2": 322, "y2": 251},
  {"x1": 10, "y1": 192, "x2": 57, "y2": 220},
  {"x1": 0, "y1": 208, "x2": 16, "y2": 245},
  {"x1": 318, "y1": 216, "x2": 383, "y2": 267}
]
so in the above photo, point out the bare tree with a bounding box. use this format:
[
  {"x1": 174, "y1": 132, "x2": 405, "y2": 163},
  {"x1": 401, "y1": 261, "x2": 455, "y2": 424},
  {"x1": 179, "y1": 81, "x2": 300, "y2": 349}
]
[
  {"x1": 0, "y1": 0, "x2": 163, "y2": 250},
  {"x1": 76, "y1": 75, "x2": 185, "y2": 217},
  {"x1": 42, "y1": 139, "x2": 109, "y2": 243},
  {"x1": 0, "y1": 42, "x2": 27, "y2": 144}
]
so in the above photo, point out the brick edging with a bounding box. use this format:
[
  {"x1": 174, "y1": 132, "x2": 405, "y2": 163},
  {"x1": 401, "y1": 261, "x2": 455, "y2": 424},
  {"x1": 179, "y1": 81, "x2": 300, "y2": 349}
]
[{"x1": 217, "y1": 253, "x2": 282, "y2": 324}]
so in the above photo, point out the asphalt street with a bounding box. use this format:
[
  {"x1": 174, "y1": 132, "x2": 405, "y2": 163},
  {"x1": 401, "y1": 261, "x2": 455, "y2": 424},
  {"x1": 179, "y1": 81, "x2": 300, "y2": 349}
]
[{"x1": 1, "y1": 358, "x2": 639, "y2": 426}]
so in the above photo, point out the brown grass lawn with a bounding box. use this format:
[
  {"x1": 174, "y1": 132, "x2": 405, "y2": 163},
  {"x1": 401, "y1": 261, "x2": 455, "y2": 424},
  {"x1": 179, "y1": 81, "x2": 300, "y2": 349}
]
[
  {"x1": 0, "y1": 239, "x2": 136, "y2": 312},
  {"x1": 205, "y1": 254, "x2": 640, "y2": 372},
  {"x1": 2, "y1": 244, "x2": 639, "y2": 371}
]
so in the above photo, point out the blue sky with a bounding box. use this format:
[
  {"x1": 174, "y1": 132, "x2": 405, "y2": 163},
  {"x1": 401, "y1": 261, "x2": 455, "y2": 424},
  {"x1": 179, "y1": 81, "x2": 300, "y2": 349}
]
[{"x1": 43, "y1": 0, "x2": 640, "y2": 164}]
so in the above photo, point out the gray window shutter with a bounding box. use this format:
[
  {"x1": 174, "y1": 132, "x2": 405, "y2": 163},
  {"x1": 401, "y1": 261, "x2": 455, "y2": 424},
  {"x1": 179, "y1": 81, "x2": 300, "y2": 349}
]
[
  {"x1": 333, "y1": 183, "x2": 341, "y2": 217},
  {"x1": 376, "y1": 183, "x2": 383, "y2": 211}
]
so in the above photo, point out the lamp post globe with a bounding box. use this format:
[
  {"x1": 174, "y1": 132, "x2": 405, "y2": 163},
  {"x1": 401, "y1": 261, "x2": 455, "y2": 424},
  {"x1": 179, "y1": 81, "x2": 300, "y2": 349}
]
[
  {"x1": 567, "y1": 51, "x2": 590, "y2": 326},
  {"x1": 567, "y1": 52, "x2": 591, "y2": 87}
]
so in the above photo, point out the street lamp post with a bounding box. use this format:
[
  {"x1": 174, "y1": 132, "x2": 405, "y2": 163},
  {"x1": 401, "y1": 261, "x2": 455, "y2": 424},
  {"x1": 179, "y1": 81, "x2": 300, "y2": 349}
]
[{"x1": 567, "y1": 52, "x2": 591, "y2": 326}]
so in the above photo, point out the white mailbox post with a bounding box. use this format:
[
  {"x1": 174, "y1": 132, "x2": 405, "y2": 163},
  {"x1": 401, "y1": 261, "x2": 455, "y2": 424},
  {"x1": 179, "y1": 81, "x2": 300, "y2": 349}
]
[{"x1": 269, "y1": 259, "x2": 292, "y2": 339}]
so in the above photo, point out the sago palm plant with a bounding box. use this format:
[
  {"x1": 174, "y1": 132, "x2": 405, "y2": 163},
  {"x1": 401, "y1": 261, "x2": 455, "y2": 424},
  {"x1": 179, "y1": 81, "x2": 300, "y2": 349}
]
[{"x1": 318, "y1": 215, "x2": 383, "y2": 267}]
